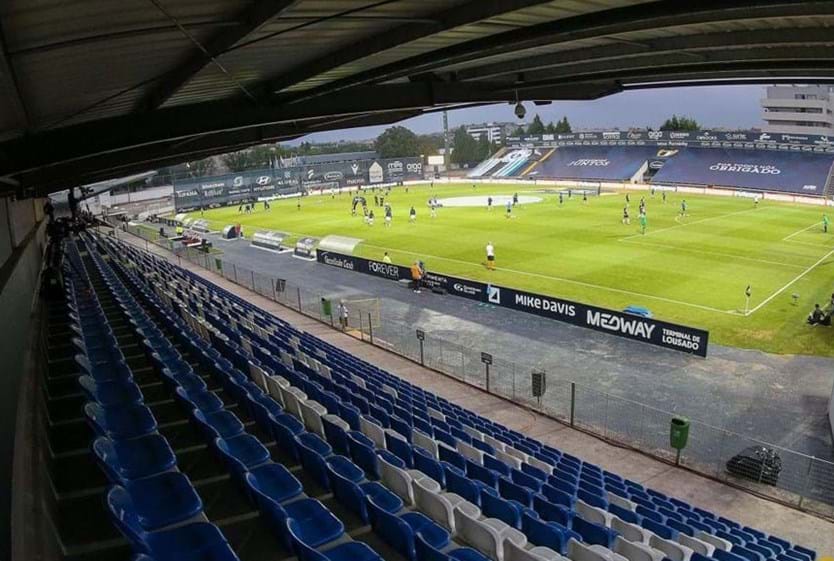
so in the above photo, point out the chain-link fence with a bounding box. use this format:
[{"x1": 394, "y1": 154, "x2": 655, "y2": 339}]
[{"x1": 116, "y1": 221, "x2": 834, "y2": 518}]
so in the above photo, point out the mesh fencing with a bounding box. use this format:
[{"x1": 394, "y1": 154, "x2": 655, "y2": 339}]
[{"x1": 117, "y1": 221, "x2": 834, "y2": 517}]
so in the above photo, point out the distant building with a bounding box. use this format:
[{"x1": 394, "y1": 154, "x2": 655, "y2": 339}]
[
  {"x1": 465, "y1": 122, "x2": 517, "y2": 143},
  {"x1": 761, "y1": 85, "x2": 834, "y2": 136}
]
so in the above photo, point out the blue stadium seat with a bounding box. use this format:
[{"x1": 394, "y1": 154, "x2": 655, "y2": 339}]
[
  {"x1": 79, "y1": 376, "x2": 144, "y2": 407},
  {"x1": 413, "y1": 448, "x2": 446, "y2": 487},
  {"x1": 532, "y1": 494, "x2": 573, "y2": 527},
  {"x1": 573, "y1": 516, "x2": 618, "y2": 548},
  {"x1": 414, "y1": 531, "x2": 491, "y2": 561},
  {"x1": 347, "y1": 430, "x2": 379, "y2": 480},
  {"x1": 93, "y1": 434, "x2": 176, "y2": 484},
  {"x1": 108, "y1": 472, "x2": 203, "y2": 531},
  {"x1": 215, "y1": 434, "x2": 271, "y2": 480},
  {"x1": 244, "y1": 463, "x2": 303, "y2": 504},
  {"x1": 327, "y1": 459, "x2": 403, "y2": 523},
  {"x1": 522, "y1": 511, "x2": 578, "y2": 555},
  {"x1": 271, "y1": 413, "x2": 304, "y2": 463},
  {"x1": 287, "y1": 518, "x2": 382, "y2": 561},
  {"x1": 193, "y1": 409, "x2": 246, "y2": 439},
  {"x1": 174, "y1": 387, "x2": 224, "y2": 414},
  {"x1": 367, "y1": 496, "x2": 449, "y2": 561},
  {"x1": 295, "y1": 432, "x2": 333, "y2": 490},
  {"x1": 85, "y1": 402, "x2": 158, "y2": 439}
]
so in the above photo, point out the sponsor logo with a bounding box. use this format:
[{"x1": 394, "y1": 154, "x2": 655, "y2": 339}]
[
  {"x1": 283, "y1": 171, "x2": 292, "y2": 179},
  {"x1": 388, "y1": 161, "x2": 404, "y2": 172},
  {"x1": 814, "y1": 136, "x2": 832, "y2": 145},
  {"x1": 709, "y1": 162, "x2": 781, "y2": 174},
  {"x1": 542, "y1": 134, "x2": 554, "y2": 141},
  {"x1": 306, "y1": 169, "x2": 315, "y2": 179},
  {"x1": 780, "y1": 134, "x2": 809, "y2": 142},
  {"x1": 256, "y1": 175, "x2": 271, "y2": 186},
  {"x1": 369, "y1": 162, "x2": 384, "y2": 183},
  {"x1": 487, "y1": 285, "x2": 501, "y2": 304},
  {"x1": 568, "y1": 159, "x2": 610, "y2": 167},
  {"x1": 647, "y1": 131, "x2": 663, "y2": 140},
  {"x1": 514, "y1": 294, "x2": 576, "y2": 317},
  {"x1": 602, "y1": 131, "x2": 621, "y2": 139},
  {"x1": 723, "y1": 133, "x2": 748, "y2": 141},
  {"x1": 758, "y1": 133, "x2": 773, "y2": 142},
  {"x1": 669, "y1": 132, "x2": 690, "y2": 139},
  {"x1": 233, "y1": 176, "x2": 244, "y2": 187},
  {"x1": 656, "y1": 149, "x2": 679, "y2": 158},
  {"x1": 351, "y1": 163, "x2": 360, "y2": 175},
  {"x1": 322, "y1": 254, "x2": 354, "y2": 270},
  {"x1": 578, "y1": 133, "x2": 598, "y2": 140},
  {"x1": 557, "y1": 134, "x2": 576, "y2": 140},
  {"x1": 802, "y1": 185, "x2": 819, "y2": 191},
  {"x1": 696, "y1": 133, "x2": 718, "y2": 141},
  {"x1": 587, "y1": 311, "x2": 656, "y2": 340},
  {"x1": 200, "y1": 182, "x2": 225, "y2": 189},
  {"x1": 649, "y1": 161, "x2": 665, "y2": 170},
  {"x1": 176, "y1": 189, "x2": 199, "y2": 198},
  {"x1": 406, "y1": 162, "x2": 422, "y2": 172},
  {"x1": 660, "y1": 327, "x2": 702, "y2": 351},
  {"x1": 627, "y1": 132, "x2": 643, "y2": 139},
  {"x1": 451, "y1": 282, "x2": 483, "y2": 297},
  {"x1": 324, "y1": 171, "x2": 343, "y2": 181},
  {"x1": 368, "y1": 261, "x2": 400, "y2": 279}
]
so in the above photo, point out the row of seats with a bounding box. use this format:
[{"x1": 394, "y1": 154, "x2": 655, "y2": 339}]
[{"x1": 88, "y1": 232, "x2": 819, "y2": 561}]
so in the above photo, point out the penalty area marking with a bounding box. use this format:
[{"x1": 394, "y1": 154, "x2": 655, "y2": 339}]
[
  {"x1": 361, "y1": 243, "x2": 735, "y2": 315},
  {"x1": 782, "y1": 221, "x2": 822, "y2": 242},
  {"x1": 744, "y1": 246, "x2": 834, "y2": 316}
]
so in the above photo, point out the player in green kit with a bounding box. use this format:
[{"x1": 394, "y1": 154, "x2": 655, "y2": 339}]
[
  {"x1": 824, "y1": 214, "x2": 830, "y2": 233},
  {"x1": 639, "y1": 211, "x2": 648, "y2": 235}
]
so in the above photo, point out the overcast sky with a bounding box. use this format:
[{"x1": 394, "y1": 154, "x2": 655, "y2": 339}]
[{"x1": 291, "y1": 84, "x2": 768, "y2": 144}]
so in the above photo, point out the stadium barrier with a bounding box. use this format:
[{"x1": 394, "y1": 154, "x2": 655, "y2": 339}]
[
  {"x1": 316, "y1": 250, "x2": 709, "y2": 357},
  {"x1": 116, "y1": 220, "x2": 834, "y2": 518}
]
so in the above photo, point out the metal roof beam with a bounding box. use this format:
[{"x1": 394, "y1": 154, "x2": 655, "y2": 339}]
[
  {"x1": 138, "y1": 0, "x2": 301, "y2": 111},
  {"x1": 454, "y1": 27, "x2": 834, "y2": 81},
  {"x1": 288, "y1": 0, "x2": 834, "y2": 101},
  {"x1": 267, "y1": 0, "x2": 556, "y2": 94},
  {"x1": 0, "y1": 22, "x2": 28, "y2": 131}
]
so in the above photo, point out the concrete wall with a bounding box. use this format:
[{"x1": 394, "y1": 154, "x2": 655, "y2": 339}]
[{"x1": 0, "y1": 197, "x2": 46, "y2": 560}]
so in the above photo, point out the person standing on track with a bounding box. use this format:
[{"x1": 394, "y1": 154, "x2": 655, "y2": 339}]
[
  {"x1": 382, "y1": 252, "x2": 392, "y2": 264},
  {"x1": 485, "y1": 241, "x2": 496, "y2": 270}
]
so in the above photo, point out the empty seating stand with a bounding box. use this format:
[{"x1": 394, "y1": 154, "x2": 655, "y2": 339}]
[{"x1": 38, "y1": 230, "x2": 818, "y2": 561}]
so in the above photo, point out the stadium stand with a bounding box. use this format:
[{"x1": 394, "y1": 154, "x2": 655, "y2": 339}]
[
  {"x1": 527, "y1": 146, "x2": 660, "y2": 182},
  {"x1": 650, "y1": 148, "x2": 834, "y2": 196},
  {"x1": 49, "y1": 228, "x2": 821, "y2": 561}
]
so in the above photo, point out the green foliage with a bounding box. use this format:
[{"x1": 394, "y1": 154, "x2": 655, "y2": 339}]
[
  {"x1": 374, "y1": 125, "x2": 421, "y2": 158},
  {"x1": 451, "y1": 126, "x2": 479, "y2": 164},
  {"x1": 660, "y1": 115, "x2": 700, "y2": 131},
  {"x1": 221, "y1": 151, "x2": 251, "y2": 172},
  {"x1": 184, "y1": 158, "x2": 216, "y2": 177},
  {"x1": 526, "y1": 114, "x2": 546, "y2": 135}
]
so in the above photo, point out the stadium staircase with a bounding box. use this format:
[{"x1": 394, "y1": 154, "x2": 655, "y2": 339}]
[{"x1": 42, "y1": 229, "x2": 822, "y2": 561}]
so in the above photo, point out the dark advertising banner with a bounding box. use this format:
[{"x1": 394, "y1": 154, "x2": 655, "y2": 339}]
[
  {"x1": 317, "y1": 251, "x2": 709, "y2": 357},
  {"x1": 532, "y1": 145, "x2": 660, "y2": 181},
  {"x1": 174, "y1": 157, "x2": 424, "y2": 210},
  {"x1": 506, "y1": 130, "x2": 834, "y2": 153},
  {"x1": 651, "y1": 147, "x2": 834, "y2": 194}
]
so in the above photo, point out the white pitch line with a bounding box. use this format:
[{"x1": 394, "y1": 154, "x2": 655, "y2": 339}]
[
  {"x1": 620, "y1": 239, "x2": 809, "y2": 270},
  {"x1": 782, "y1": 221, "x2": 822, "y2": 242},
  {"x1": 619, "y1": 207, "x2": 760, "y2": 241},
  {"x1": 361, "y1": 243, "x2": 735, "y2": 315},
  {"x1": 745, "y1": 246, "x2": 834, "y2": 316}
]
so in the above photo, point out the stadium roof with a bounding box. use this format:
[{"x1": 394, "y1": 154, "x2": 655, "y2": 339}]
[{"x1": 3, "y1": 0, "x2": 834, "y2": 196}]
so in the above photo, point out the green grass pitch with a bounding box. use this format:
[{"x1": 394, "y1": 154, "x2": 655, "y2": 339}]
[{"x1": 185, "y1": 182, "x2": 834, "y2": 357}]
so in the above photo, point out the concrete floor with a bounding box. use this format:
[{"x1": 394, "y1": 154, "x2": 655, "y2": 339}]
[{"x1": 118, "y1": 230, "x2": 834, "y2": 556}]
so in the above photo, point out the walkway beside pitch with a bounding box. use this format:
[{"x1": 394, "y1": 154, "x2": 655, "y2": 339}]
[{"x1": 116, "y1": 230, "x2": 834, "y2": 555}]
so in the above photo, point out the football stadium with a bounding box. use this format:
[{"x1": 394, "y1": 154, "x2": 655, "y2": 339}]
[{"x1": 3, "y1": 3, "x2": 834, "y2": 561}]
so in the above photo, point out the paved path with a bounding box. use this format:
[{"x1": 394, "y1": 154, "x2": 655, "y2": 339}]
[{"x1": 116, "y1": 229, "x2": 834, "y2": 555}]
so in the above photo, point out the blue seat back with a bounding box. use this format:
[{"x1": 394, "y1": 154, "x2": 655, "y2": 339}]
[{"x1": 573, "y1": 516, "x2": 617, "y2": 548}]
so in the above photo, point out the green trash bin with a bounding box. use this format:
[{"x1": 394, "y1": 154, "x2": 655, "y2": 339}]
[
  {"x1": 321, "y1": 297, "x2": 332, "y2": 317},
  {"x1": 670, "y1": 416, "x2": 690, "y2": 450}
]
